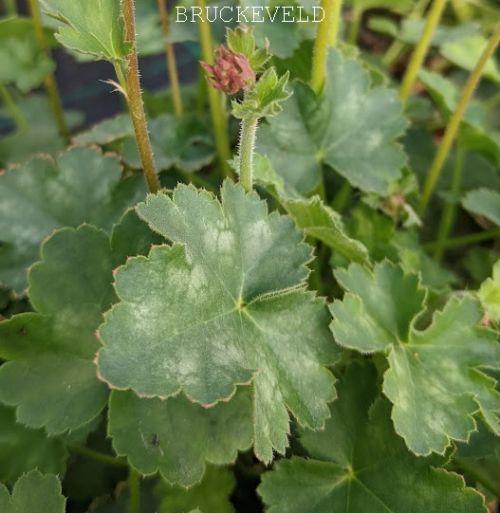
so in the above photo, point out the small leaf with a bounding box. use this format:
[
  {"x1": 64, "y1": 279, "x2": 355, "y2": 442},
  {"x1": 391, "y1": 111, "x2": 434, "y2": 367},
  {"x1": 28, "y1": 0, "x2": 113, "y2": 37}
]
[
  {"x1": 258, "y1": 49, "x2": 408, "y2": 194},
  {"x1": 330, "y1": 261, "x2": 500, "y2": 455},
  {"x1": 0, "y1": 404, "x2": 68, "y2": 483},
  {"x1": 0, "y1": 470, "x2": 66, "y2": 513},
  {"x1": 156, "y1": 465, "x2": 236, "y2": 513},
  {"x1": 97, "y1": 181, "x2": 338, "y2": 462},
  {"x1": 478, "y1": 260, "x2": 500, "y2": 323},
  {"x1": 258, "y1": 362, "x2": 488, "y2": 513},
  {"x1": 0, "y1": 226, "x2": 113, "y2": 434},
  {"x1": 0, "y1": 17, "x2": 55, "y2": 92},
  {"x1": 462, "y1": 189, "x2": 500, "y2": 226},
  {"x1": 108, "y1": 389, "x2": 252, "y2": 487},
  {"x1": 0, "y1": 146, "x2": 144, "y2": 292},
  {"x1": 39, "y1": 0, "x2": 131, "y2": 61}
]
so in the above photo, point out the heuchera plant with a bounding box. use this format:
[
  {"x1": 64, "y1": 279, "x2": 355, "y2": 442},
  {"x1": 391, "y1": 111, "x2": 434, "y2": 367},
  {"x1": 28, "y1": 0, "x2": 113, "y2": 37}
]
[{"x1": 0, "y1": 0, "x2": 499, "y2": 512}]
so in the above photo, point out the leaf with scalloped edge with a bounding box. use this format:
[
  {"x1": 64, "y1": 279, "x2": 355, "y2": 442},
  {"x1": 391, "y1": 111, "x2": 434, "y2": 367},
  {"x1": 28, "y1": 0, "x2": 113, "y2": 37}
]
[
  {"x1": 329, "y1": 260, "x2": 500, "y2": 456},
  {"x1": 258, "y1": 362, "x2": 488, "y2": 513},
  {"x1": 156, "y1": 465, "x2": 236, "y2": 513},
  {"x1": 0, "y1": 146, "x2": 144, "y2": 293},
  {"x1": 462, "y1": 189, "x2": 500, "y2": 227},
  {"x1": 0, "y1": 225, "x2": 113, "y2": 434},
  {"x1": 257, "y1": 49, "x2": 408, "y2": 195},
  {"x1": 0, "y1": 470, "x2": 66, "y2": 513},
  {"x1": 0, "y1": 17, "x2": 55, "y2": 92},
  {"x1": 478, "y1": 260, "x2": 500, "y2": 323},
  {"x1": 97, "y1": 180, "x2": 338, "y2": 463},
  {"x1": 108, "y1": 388, "x2": 252, "y2": 486},
  {"x1": 39, "y1": 0, "x2": 130, "y2": 61},
  {"x1": 0, "y1": 404, "x2": 68, "y2": 483}
]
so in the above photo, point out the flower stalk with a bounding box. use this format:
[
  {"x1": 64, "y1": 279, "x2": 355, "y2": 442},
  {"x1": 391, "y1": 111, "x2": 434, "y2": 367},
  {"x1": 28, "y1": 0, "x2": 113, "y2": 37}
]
[
  {"x1": 157, "y1": 0, "x2": 184, "y2": 117},
  {"x1": 120, "y1": 0, "x2": 161, "y2": 193},
  {"x1": 238, "y1": 115, "x2": 259, "y2": 192},
  {"x1": 399, "y1": 0, "x2": 448, "y2": 104},
  {"x1": 419, "y1": 27, "x2": 500, "y2": 215},
  {"x1": 27, "y1": 0, "x2": 70, "y2": 143},
  {"x1": 329, "y1": 0, "x2": 343, "y2": 47},
  {"x1": 310, "y1": 0, "x2": 335, "y2": 93},
  {"x1": 197, "y1": 0, "x2": 232, "y2": 178}
]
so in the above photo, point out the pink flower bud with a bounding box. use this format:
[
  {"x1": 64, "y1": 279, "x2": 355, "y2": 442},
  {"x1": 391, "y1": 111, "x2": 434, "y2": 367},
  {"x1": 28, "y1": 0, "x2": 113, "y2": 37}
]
[{"x1": 201, "y1": 45, "x2": 255, "y2": 95}]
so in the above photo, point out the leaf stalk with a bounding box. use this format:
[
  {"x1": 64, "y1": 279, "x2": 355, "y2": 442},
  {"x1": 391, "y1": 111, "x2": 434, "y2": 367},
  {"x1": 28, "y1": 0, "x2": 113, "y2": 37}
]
[
  {"x1": 238, "y1": 115, "x2": 259, "y2": 192},
  {"x1": 424, "y1": 228, "x2": 500, "y2": 251},
  {"x1": 70, "y1": 445, "x2": 128, "y2": 467},
  {"x1": 310, "y1": 0, "x2": 335, "y2": 93},
  {"x1": 419, "y1": 27, "x2": 500, "y2": 215},
  {"x1": 5, "y1": 0, "x2": 17, "y2": 15},
  {"x1": 157, "y1": 0, "x2": 184, "y2": 117},
  {"x1": 399, "y1": 0, "x2": 448, "y2": 104},
  {"x1": 128, "y1": 468, "x2": 140, "y2": 513},
  {"x1": 121, "y1": 0, "x2": 161, "y2": 193},
  {"x1": 329, "y1": 0, "x2": 343, "y2": 47},
  {"x1": 27, "y1": 0, "x2": 70, "y2": 144},
  {"x1": 0, "y1": 84, "x2": 28, "y2": 131}
]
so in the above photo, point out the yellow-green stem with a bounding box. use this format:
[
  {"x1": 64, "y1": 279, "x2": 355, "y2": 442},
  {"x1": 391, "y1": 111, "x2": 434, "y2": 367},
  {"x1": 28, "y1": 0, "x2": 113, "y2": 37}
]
[
  {"x1": 382, "y1": 0, "x2": 431, "y2": 67},
  {"x1": 347, "y1": 5, "x2": 363, "y2": 45},
  {"x1": 399, "y1": 0, "x2": 448, "y2": 104},
  {"x1": 0, "y1": 84, "x2": 27, "y2": 131},
  {"x1": 239, "y1": 116, "x2": 259, "y2": 192},
  {"x1": 70, "y1": 445, "x2": 128, "y2": 467},
  {"x1": 157, "y1": 0, "x2": 184, "y2": 117},
  {"x1": 329, "y1": 0, "x2": 343, "y2": 47},
  {"x1": 424, "y1": 228, "x2": 500, "y2": 251},
  {"x1": 27, "y1": 0, "x2": 69, "y2": 143},
  {"x1": 419, "y1": 27, "x2": 500, "y2": 215},
  {"x1": 332, "y1": 181, "x2": 352, "y2": 213},
  {"x1": 433, "y1": 146, "x2": 464, "y2": 262},
  {"x1": 197, "y1": 0, "x2": 232, "y2": 178},
  {"x1": 122, "y1": 0, "x2": 161, "y2": 193},
  {"x1": 128, "y1": 468, "x2": 140, "y2": 513},
  {"x1": 310, "y1": 0, "x2": 335, "y2": 93},
  {"x1": 5, "y1": 0, "x2": 16, "y2": 15}
]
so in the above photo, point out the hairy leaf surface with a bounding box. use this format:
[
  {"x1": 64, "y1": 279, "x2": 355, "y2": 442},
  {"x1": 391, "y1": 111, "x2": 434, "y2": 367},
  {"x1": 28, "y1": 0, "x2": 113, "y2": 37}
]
[
  {"x1": 0, "y1": 146, "x2": 144, "y2": 292},
  {"x1": 330, "y1": 261, "x2": 500, "y2": 455},
  {"x1": 258, "y1": 50, "x2": 407, "y2": 194},
  {"x1": 478, "y1": 260, "x2": 500, "y2": 323},
  {"x1": 259, "y1": 363, "x2": 488, "y2": 513},
  {"x1": 97, "y1": 181, "x2": 338, "y2": 462},
  {"x1": 0, "y1": 226, "x2": 113, "y2": 434}
]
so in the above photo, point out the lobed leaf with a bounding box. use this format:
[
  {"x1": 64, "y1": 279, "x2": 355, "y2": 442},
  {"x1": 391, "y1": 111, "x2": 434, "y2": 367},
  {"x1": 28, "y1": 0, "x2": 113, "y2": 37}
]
[
  {"x1": 462, "y1": 188, "x2": 500, "y2": 227},
  {"x1": 478, "y1": 260, "x2": 500, "y2": 323},
  {"x1": 97, "y1": 181, "x2": 339, "y2": 462},
  {"x1": 259, "y1": 362, "x2": 488, "y2": 513},
  {"x1": 330, "y1": 260, "x2": 500, "y2": 455}
]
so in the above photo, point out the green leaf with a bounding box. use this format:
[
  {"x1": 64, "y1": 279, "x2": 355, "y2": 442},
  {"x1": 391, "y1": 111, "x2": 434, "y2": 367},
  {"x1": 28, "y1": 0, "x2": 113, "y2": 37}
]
[
  {"x1": 258, "y1": 362, "x2": 488, "y2": 513},
  {"x1": 0, "y1": 146, "x2": 144, "y2": 293},
  {"x1": 226, "y1": 25, "x2": 271, "y2": 70},
  {"x1": 252, "y1": 155, "x2": 369, "y2": 264},
  {"x1": 108, "y1": 389, "x2": 252, "y2": 486},
  {"x1": 0, "y1": 226, "x2": 113, "y2": 434},
  {"x1": 478, "y1": 260, "x2": 500, "y2": 323},
  {"x1": 39, "y1": 0, "x2": 131, "y2": 61},
  {"x1": 156, "y1": 465, "x2": 236, "y2": 513},
  {"x1": 97, "y1": 181, "x2": 338, "y2": 462},
  {"x1": 0, "y1": 17, "x2": 54, "y2": 92},
  {"x1": 0, "y1": 470, "x2": 66, "y2": 513},
  {"x1": 330, "y1": 261, "x2": 500, "y2": 455},
  {"x1": 462, "y1": 189, "x2": 500, "y2": 226},
  {"x1": 0, "y1": 404, "x2": 68, "y2": 483},
  {"x1": 74, "y1": 114, "x2": 214, "y2": 173},
  {"x1": 258, "y1": 49, "x2": 408, "y2": 195},
  {"x1": 0, "y1": 96, "x2": 83, "y2": 168}
]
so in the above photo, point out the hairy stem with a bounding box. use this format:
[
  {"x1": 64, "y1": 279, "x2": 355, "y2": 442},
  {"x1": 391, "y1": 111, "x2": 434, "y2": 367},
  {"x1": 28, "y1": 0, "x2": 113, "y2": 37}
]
[
  {"x1": 197, "y1": 0, "x2": 232, "y2": 178},
  {"x1": 0, "y1": 84, "x2": 27, "y2": 131},
  {"x1": 424, "y1": 228, "x2": 500, "y2": 251},
  {"x1": 239, "y1": 116, "x2": 259, "y2": 192},
  {"x1": 5, "y1": 0, "x2": 17, "y2": 15},
  {"x1": 433, "y1": 146, "x2": 464, "y2": 262},
  {"x1": 382, "y1": 0, "x2": 431, "y2": 67},
  {"x1": 310, "y1": 0, "x2": 335, "y2": 93},
  {"x1": 332, "y1": 181, "x2": 352, "y2": 213},
  {"x1": 128, "y1": 468, "x2": 140, "y2": 513},
  {"x1": 419, "y1": 27, "x2": 500, "y2": 214},
  {"x1": 329, "y1": 0, "x2": 343, "y2": 47},
  {"x1": 399, "y1": 0, "x2": 448, "y2": 104},
  {"x1": 347, "y1": 5, "x2": 363, "y2": 45},
  {"x1": 122, "y1": 0, "x2": 160, "y2": 193},
  {"x1": 157, "y1": 0, "x2": 183, "y2": 117},
  {"x1": 70, "y1": 445, "x2": 128, "y2": 467},
  {"x1": 453, "y1": 457, "x2": 500, "y2": 498},
  {"x1": 27, "y1": 0, "x2": 70, "y2": 143}
]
